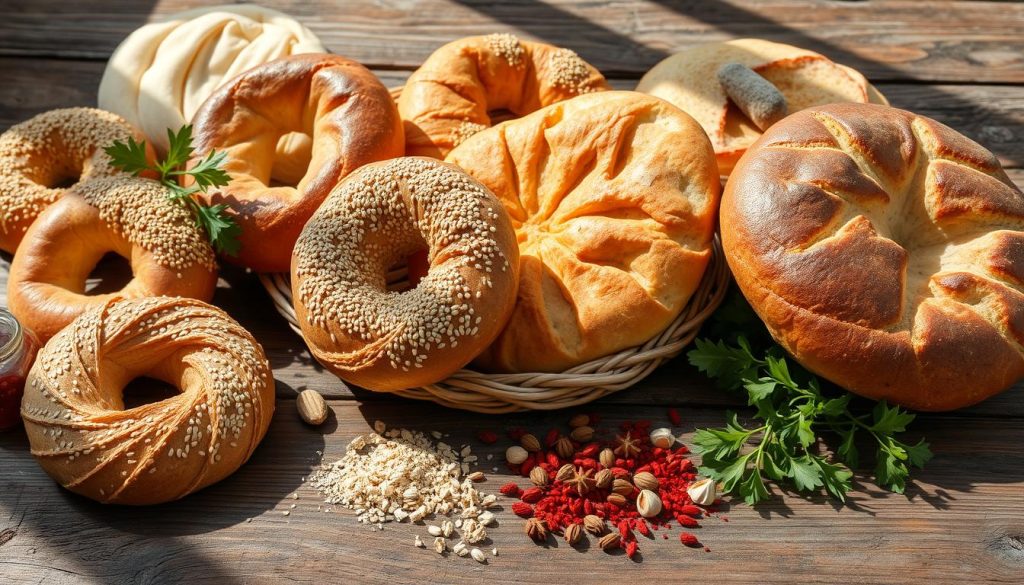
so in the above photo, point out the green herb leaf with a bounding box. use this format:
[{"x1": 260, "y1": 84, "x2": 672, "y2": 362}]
[
  {"x1": 871, "y1": 401, "x2": 916, "y2": 434},
  {"x1": 106, "y1": 125, "x2": 240, "y2": 256},
  {"x1": 738, "y1": 468, "x2": 771, "y2": 505},
  {"x1": 788, "y1": 455, "x2": 824, "y2": 492},
  {"x1": 103, "y1": 136, "x2": 151, "y2": 176}
]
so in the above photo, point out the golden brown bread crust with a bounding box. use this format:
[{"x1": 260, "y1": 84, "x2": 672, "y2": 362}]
[
  {"x1": 291, "y1": 157, "x2": 520, "y2": 391},
  {"x1": 0, "y1": 108, "x2": 150, "y2": 253},
  {"x1": 722, "y1": 102, "x2": 1024, "y2": 411},
  {"x1": 637, "y1": 39, "x2": 887, "y2": 176},
  {"x1": 398, "y1": 34, "x2": 609, "y2": 159},
  {"x1": 190, "y1": 54, "x2": 405, "y2": 272},
  {"x1": 7, "y1": 176, "x2": 218, "y2": 342},
  {"x1": 446, "y1": 91, "x2": 720, "y2": 372},
  {"x1": 21, "y1": 297, "x2": 275, "y2": 505}
]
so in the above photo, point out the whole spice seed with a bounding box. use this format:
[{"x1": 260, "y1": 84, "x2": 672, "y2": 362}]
[
  {"x1": 555, "y1": 463, "x2": 575, "y2": 482},
  {"x1": 633, "y1": 471, "x2": 659, "y2": 492},
  {"x1": 566, "y1": 467, "x2": 595, "y2": 496},
  {"x1": 687, "y1": 478, "x2": 717, "y2": 506},
  {"x1": 471, "y1": 548, "x2": 487, "y2": 563},
  {"x1": 594, "y1": 468, "x2": 614, "y2": 489},
  {"x1": 520, "y1": 433, "x2": 541, "y2": 452},
  {"x1": 569, "y1": 426, "x2": 594, "y2": 442},
  {"x1": 614, "y1": 432, "x2": 642, "y2": 458},
  {"x1": 506, "y1": 445, "x2": 529, "y2": 464},
  {"x1": 584, "y1": 515, "x2": 606, "y2": 535},
  {"x1": 649, "y1": 427, "x2": 675, "y2": 449},
  {"x1": 569, "y1": 414, "x2": 590, "y2": 428},
  {"x1": 636, "y1": 490, "x2": 663, "y2": 518},
  {"x1": 612, "y1": 478, "x2": 635, "y2": 496},
  {"x1": 564, "y1": 523, "x2": 583, "y2": 545},
  {"x1": 467, "y1": 471, "x2": 486, "y2": 482},
  {"x1": 525, "y1": 517, "x2": 548, "y2": 542},
  {"x1": 607, "y1": 493, "x2": 627, "y2": 506},
  {"x1": 599, "y1": 448, "x2": 616, "y2": 468},
  {"x1": 555, "y1": 436, "x2": 575, "y2": 459},
  {"x1": 296, "y1": 389, "x2": 328, "y2": 425},
  {"x1": 598, "y1": 532, "x2": 621, "y2": 551},
  {"x1": 529, "y1": 466, "x2": 550, "y2": 487}
]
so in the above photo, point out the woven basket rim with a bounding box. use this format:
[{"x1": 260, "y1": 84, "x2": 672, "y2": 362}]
[{"x1": 262, "y1": 236, "x2": 729, "y2": 413}]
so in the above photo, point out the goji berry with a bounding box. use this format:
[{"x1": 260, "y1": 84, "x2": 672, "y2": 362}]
[
  {"x1": 680, "y1": 532, "x2": 700, "y2": 547},
  {"x1": 512, "y1": 502, "x2": 534, "y2": 518}
]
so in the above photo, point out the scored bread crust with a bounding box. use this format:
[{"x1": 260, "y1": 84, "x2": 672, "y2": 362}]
[
  {"x1": 447, "y1": 91, "x2": 720, "y2": 373},
  {"x1": 722, "y1": 102, "x2": 1024, "y2": 411},
  {"x1": 636, "y1": 39, "x2": 887, "y2": 176}
]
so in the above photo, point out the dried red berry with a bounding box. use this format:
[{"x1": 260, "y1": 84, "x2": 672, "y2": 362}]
[
  {"x1": 678, "y1": 504, "x2": 703, "y2": 517},
  {"x1": 477, "y1": 430, "x2": 499, "y2": 444},
  {"x1": 544, "y1": 428, "x2": 560, "y2": 448},
  {"x1": 676, "y1": 515, "x2": 701, "y2": 528},
  {"x1": 680, "y1": 532, "x2": 701, "y2": 547},
  {"x1": 499, "y1": 482, "x2": 521, "y2": 497},
  {"x1": 635, "y1": 519, "x2": 652, "y2": 537},
  {"x1": 512, "y1": 502, "x2": 535, "y2": 518},
  {"x1": 668, "y1": 408, "x2": 681, "y2": 426},
  {"x1": 617, "y1": 520, "x2": 633, "y2": 542},
  {"x1": 508, "y1": 427, "x2": 527, "y2": 440},
  {"x1": 521, "y1": 487, "x2": 544, "y2": 504},
  {"x1": 625, "y1": 540, "x2": 639, "y2": 559},
  {"x1": 545, "y1": 451, "x2": 561, "y2": 468}
]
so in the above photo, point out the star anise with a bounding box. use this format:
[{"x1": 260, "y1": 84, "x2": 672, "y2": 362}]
[
  {"x1": 614, "y1": 431, "x2": 642, "y2": 458},
  {"x1": 566, "y1": 466, "x2": 595, "y2": 496}
]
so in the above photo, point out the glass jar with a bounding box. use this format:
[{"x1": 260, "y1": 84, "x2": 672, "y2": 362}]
[{"x1": 0, "y1": 309, "x2": 40, "y2": 430}]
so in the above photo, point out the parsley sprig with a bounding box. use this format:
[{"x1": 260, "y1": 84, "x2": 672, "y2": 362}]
[
  {"x1": 104, "y1": 125, "x2": 240, "y2": 255},
  {"x1": 686, "y1": 292, "x2": 932, "y2": 505}
]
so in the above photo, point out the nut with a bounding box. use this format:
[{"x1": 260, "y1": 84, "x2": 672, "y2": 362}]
[
  {"x1": 633, "y1": 471, "x2": 659, "y2": 492},
  {"x1": 520, "y1": 433, "x2": 541, "y2": 452},
  {"x1": 555, "y1": 436, "x2": 575, "y2": 459},
  {"x1": 598, "y1": 532, "x2": 621, "y2": 551},
  {"x1": 525, "y1": 517, "x2": 548, "y2": 542},
  {"x1": 687, "y1": 477, "x2": 718, "y2": 506},
  {"x1": 612, "y1": 478, "x2": 635, "y2": 496},
  {"x1": 433, "y1": 536, "x2": 446, "y2": 554},
  {"x1": 637, "y1": 489, "x2": 663, "y2": 518},
  {"x1": 569, "y1": 426, "x2": 594, "y2": 442},
  {"x1": 296, "y1": 390, "x2": 328, "y2": 425},
  {"x1": 594, "y1": 468, "x2": 614, "y2": 490},
  {"x1": 427, "y1": 524, "x2": 443, "y2": 537},
  {"x1": 453, "y1": 542, "x2": 469, "y2": 557},
  {"x1": 607, "y1": 493, "x2": 627, "y2": 506},
  {"x1": 649, "y1": 427, "x2": 675, "y2": 449},
  {"x1": 506, "y1": 445, "x2": 529, "y2": 465},
  {"x1": 568, "y1": 414, "x2": 590, "y2": 428},
  {"x1": 529, "y1": 466, "x2": 550, "y2": 487},
  {"x1": 583, "y1": 514, "x2": 606, "y2": 535},
  {"x1": 555, "y1": 463, "x2": 575, "y2": 482},
  {"x1": 471, "y1": 547, "x2": 487, "y2": 563},
  {"x1": 564, "y1": 523, "x2": 583, "y2": 545},
  {"x1": 467, "y1": 471, "x2": 486, "y2": 482},
  {"x1": 599, "y1": 448, "x2": 616, "y2": 468}
]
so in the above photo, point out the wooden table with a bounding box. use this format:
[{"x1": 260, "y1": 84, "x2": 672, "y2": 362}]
[{"x1": 2, "y1": 1, "x2": 1023, "y2": 583}]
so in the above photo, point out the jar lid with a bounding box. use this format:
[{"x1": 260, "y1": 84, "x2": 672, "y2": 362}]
[{"x1": 0, "y1": 308, "x2": 24, "y2": 361}]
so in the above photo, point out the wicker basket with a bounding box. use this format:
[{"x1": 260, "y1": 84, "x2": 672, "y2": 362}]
[{"x1": 259, "y1": 236, "x2": 729, "y2": 413}]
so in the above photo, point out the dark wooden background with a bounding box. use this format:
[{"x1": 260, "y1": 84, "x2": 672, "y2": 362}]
[{"x1": 1, "y1": 1, "x2": 1022, "y2": 583}]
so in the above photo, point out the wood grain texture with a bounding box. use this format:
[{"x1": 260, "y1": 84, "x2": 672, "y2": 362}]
[
  {"x1": 0, "y1": 400, "x2": 1022, "y2": 584},
  {"x1": 1, "y1": 58, "x2": 1022, "y2": 168},
  {"x1": 1, "y1": 0, "x2": 1023, "y2": 83}
]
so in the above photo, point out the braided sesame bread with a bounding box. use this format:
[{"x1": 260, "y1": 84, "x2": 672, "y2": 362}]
[
  {"x1": 190, "y1": 54, "x2": 404, "y2": 273},
  {"x1": 0, "y1": 108, "x2": 150, "y2": 254},
  {"x1": 398, "y1": 34, "x2": 610, "y2": 159},
  {"x1": 98, "y1": 4, "x2": 325, "y2": 153},
  {"x1": 446, "y1": 91, "x2": 720, "y2": 372},
  {"x1": 722, "y1": 103, "x2": 1024, "y2": 411},
  {"x1": 291, "y1": 157, "x2": 519, "y2": 391},
  {"x1": 21, "y1": 297, "x2": 274, "y2": 505},
  {"x1": 637, "y1": 39, "x2": 888, "y2": 176},
  {"x1": 7, "y1": 176, "x2": 217, "y2": 342}
]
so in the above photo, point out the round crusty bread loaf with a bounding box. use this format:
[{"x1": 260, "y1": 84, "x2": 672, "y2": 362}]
[
  {"x1": 722, "y1": 102, "x2": 1024, "y2": 411},
  {"x1": 446, "y1": 91, "x2": 720, "y2": 373},
  {"x1": 637, "y1": 39, "x2": 888, "y2": 176}
]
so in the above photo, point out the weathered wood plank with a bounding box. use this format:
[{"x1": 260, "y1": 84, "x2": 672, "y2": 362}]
[
  {"x1": 1, "y1": 58, "x2": 1023, "y2": 168},
  {"x1": 1, "y1": 1, "x2": 1023, "y2": 84},
  {"x1": 0, "y1": 400, "x2": 1021, "y2": 584}
]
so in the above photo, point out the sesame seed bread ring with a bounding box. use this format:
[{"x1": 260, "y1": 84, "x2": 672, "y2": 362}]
[
  {"x1": 189, "y1": 54, "x2": 405, "y2": 272},
  {"x1": 21, "y1": 297, "x2": 275, "y2": 505},
  {"x1": 637, "y1": 38, "x2": 888, "y2": 176},
  {"x1": 446, "y1": 91, "x2": 720, "y2": 373},
  {"x1": 7, "y1": 176, "x2": 218, "y2": 342},
  {"x1": 291, "y1": 157, "x2": 520, "y2": 391},
  {"x1": 0, "y1": 108, "x2": 151, "y2": 254},
  {"x1": 722, "y1": 103, "x2": 1024, "y2": 411},
  {"x1": 398, "y1": 34, "x2": 610, "y2": 159}
]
